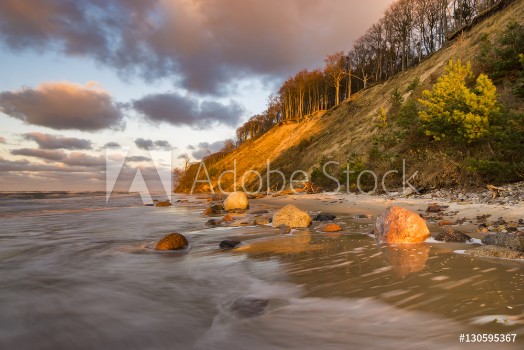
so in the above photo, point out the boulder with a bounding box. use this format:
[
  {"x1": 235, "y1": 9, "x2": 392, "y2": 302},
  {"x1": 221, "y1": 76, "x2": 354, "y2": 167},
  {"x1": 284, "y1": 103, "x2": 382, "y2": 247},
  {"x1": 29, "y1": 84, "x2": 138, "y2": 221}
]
[
  {"x1": 272, "y1": 205, "x2": 312, "y2": 228},
  {"x1": 155, "y1": 200, "x2": 172, "y2": 207},
  {"x1": 373, "y1": 206, "x2": 430, "y2": 243},
  {"x1": 322, "y1": 223, "x2": 342, "y2": 232},
  {"x1": 481, "y1": 232, "x2": 524, "y2": 252},
  {"x1": 155, "y1": 233, "x2": 188, "y2": 250},
  {"x1": 223, "y1": 192, "x2": 249, "y2": 211},
  {"x1": 434, "y1": 227, "x2": 471, "y2": 243},
  {"x1": 313, "y1": 213, "x2": 337, "y2": 221},
  {"x1": 219, "y1": 240, "x2": 241, "y2": 250}
]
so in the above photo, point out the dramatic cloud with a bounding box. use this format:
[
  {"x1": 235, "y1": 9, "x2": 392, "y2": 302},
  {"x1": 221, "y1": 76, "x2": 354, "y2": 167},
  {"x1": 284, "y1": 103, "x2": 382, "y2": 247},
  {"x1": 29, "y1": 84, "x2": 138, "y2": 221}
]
[
  {"x1": 189, "y1": 140, "x2": 224, "y2": 160},
  {"x1": 24, "y1": 132, "x2": 92, "y2": 150},
  {"x1": 133, "y1": 93, "x2": 244, "y2": 128},
  {"x1": 10, "y1": 148, "x2": 105, "y2": 167},
  {"x1": 0, "y1": 136, "x2": 6, "y2": 144},
  {"x1": 0, "y1": 0, "x2": 392, "y2": 95},
  {"x1": 0, "y1": 82, "x2": 123, "y2": 130},
  {"x1": 134, "y1": 138, "x2": 172, "y2": 150}
]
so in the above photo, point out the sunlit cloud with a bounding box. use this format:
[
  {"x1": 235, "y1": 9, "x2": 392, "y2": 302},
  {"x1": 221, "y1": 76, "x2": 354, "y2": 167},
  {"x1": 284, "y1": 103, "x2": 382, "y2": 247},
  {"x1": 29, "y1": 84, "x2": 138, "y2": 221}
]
[{"x1": 0, "y1": 81, "x2": 123, "y2": 131}]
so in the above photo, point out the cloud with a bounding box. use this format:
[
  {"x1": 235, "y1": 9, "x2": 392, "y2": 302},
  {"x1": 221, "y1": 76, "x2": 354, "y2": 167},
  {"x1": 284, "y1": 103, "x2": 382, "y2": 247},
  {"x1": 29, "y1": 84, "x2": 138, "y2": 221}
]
[
  {"x1": 0, "y1": 0, "x2": 391, "y2": 95},
  {"x1": 154, "y1": 140, "x2": 171, "y2": 150},
  {"x1": 127, "y1": 156, "x2": 151, "y2": 162},
  {"x1": 0, "y1": 81, "x2": 123, "y2": 130},
  {"x1": 134, "y1": 138, "x2": 172, "y2": 150},
  {"x1": 62, "y1": 152, "x2": 105, "y2": 167},
  {"x1": 10, "y1": 148, "x2": 105, "y2": 168},
  {"x1": 189, "y1": 141, "x2": 224, "y2": 160},
  {"x1": 104, "y1": 142, "x2": 121, "y2": 149},
  {"x1": 134, "y1": 138, "x2": 154, "y2": 150},
  {"x1": 133, "y1": 93, "x2": 244, "y2": 128},
  {"x1": 0, "y1": 136, "x2": 6, "y2": 144},
  {"x1": 11, "y1": 148, "x2": 66, "y2": 161},
  {"x1": 24, "y1": 132, "x2": 92, "y2": 150}
]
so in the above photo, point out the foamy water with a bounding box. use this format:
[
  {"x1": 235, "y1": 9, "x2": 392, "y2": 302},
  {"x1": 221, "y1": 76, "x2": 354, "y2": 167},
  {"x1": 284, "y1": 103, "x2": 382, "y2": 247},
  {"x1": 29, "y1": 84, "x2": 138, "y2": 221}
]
[{"x1": 0, "y1": 193, "x2": 522, "y2": 349}]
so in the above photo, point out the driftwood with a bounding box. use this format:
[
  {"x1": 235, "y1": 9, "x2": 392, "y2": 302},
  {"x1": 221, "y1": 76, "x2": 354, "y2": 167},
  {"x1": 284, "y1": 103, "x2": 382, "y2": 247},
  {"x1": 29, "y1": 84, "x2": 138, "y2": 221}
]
[
  {"x1": 487, "y1": 184, "x2": 504, "y2": 199},
  {"x1": 302, "y1": 182, "x2": 322, "y2": 194}
]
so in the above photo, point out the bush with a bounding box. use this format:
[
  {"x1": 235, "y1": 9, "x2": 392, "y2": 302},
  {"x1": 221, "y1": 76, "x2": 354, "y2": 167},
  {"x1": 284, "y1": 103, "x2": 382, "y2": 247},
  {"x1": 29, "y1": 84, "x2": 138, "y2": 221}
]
[
  {"x1": 407, "y1": 77, "x2": 420, "y2": 91},
  {"x1": 310, "y1": 157, "x2": 338, "y2": 190},
  {"x1": 418, "y1": 59, "x2": 498, "y2": 143},
  {"x1": 390, "y1": 88, "x2": 404, "y2": 108},
  {"x1": 466, "y1": 159, "x2": 524, "y2": 183},
  {"x1": 376, "y1": 106, "x2": 388, "y2": 128},
  {"x1": 482, "y1": 22, "x2": 524, "y2": 81},
  {"x1": 395, "y1": 99, "x2": 419, "y2": 130}
]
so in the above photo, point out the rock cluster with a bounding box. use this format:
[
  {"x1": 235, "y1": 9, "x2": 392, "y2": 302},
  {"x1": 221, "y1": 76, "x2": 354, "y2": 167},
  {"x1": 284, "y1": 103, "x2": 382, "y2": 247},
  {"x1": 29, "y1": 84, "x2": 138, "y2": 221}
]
[
  {"x1": 412, "y1": 182, "x2": 524, "y2": 206},
  {"x1": 434, "y1": 227, "x2": 471, "y2": 243},
  {"x1": 481, "y1": 232, "x2": 524, "y2": 252}
]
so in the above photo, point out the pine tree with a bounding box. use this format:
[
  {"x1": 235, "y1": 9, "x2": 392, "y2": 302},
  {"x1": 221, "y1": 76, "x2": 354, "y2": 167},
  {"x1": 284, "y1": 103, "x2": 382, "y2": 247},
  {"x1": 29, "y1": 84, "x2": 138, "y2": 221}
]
[{"x1": 418, "y1": 59, "x2": 498, "y2": 143}]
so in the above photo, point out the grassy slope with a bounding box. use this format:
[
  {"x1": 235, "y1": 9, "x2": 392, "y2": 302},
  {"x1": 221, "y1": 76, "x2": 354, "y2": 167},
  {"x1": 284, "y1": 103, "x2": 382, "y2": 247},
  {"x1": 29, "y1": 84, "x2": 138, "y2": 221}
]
[{"x1": 180, "y1": 0, "x2": 524, "y2": 193}]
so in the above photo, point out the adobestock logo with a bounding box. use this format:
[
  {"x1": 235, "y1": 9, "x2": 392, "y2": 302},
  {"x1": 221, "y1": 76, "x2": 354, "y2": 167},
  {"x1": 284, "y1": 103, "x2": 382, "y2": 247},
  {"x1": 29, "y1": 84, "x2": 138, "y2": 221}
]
[
  {"x1": 190, "y1": 158, "x2": 419, "y2": 196},
  {"x1": 105, "y1": 145, "x2": 174, "y2": 203},
  {"x1": 104, "y1": 146, "x2": 420, "y2": 202}
]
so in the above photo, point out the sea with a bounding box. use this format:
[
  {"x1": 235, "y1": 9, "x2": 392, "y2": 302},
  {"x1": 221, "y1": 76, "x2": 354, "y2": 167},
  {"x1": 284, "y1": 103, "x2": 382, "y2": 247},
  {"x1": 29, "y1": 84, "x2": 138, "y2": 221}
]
[{"x1": 0, "y1": 192, "x2": 522, "y2": 349}]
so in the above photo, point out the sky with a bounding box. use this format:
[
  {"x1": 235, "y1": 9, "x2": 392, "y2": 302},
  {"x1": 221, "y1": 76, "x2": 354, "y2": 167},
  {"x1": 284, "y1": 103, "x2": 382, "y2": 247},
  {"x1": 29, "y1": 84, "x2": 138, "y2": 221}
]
[{"x1": 0, "y1": 0, "x2": 393, "y2": 191}]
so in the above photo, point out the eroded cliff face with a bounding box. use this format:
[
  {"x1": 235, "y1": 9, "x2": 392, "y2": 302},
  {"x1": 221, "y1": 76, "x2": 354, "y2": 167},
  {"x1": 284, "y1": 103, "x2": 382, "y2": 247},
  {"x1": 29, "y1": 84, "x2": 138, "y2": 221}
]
[{"x1": 176, "y1": 0, "x2": 524, "y2": 194}]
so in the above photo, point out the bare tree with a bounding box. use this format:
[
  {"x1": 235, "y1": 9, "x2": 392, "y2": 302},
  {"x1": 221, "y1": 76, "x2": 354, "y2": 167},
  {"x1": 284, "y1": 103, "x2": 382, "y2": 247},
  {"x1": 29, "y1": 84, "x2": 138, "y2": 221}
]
[{"x1": 324, "y1": 51, "x2": 346, "y2": 106}]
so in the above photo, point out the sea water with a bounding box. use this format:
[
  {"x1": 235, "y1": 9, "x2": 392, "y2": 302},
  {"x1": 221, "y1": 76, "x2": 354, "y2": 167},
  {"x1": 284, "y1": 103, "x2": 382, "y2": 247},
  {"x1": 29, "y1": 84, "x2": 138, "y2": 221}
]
[{"x1": 0, "y1": 192, "x2": 522, "y2": 349}]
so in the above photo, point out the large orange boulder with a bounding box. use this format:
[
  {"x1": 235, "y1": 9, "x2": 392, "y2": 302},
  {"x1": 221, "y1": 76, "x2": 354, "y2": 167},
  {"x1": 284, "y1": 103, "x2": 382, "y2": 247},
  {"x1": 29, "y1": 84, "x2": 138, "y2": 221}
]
[{"x1": 373, "y1": 206, "x2": 430, "y2": 243}]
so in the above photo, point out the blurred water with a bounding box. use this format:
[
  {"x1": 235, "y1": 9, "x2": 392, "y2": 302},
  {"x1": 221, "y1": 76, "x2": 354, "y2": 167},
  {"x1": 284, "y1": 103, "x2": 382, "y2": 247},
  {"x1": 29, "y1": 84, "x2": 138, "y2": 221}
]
[{"x1": 0, "y1": 193, "x2": 522, "y2": 349}]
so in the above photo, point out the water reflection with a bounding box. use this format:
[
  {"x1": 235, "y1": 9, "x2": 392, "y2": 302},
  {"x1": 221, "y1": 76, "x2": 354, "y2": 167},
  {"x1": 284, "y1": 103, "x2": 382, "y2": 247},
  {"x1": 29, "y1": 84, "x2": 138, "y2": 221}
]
[
  {"x1": 234, "y1": 231, "x2": 328, "y2": 254},
  {"x1": 383, "y1": 244, "x2": 430, "y2": 278}
]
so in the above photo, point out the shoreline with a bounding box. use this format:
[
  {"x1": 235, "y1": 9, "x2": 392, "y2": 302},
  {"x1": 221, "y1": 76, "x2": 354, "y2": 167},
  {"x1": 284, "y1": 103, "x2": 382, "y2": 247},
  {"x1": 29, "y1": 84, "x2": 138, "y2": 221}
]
[{"x1": 253, "y1": 191, "x2": 524, "y2": 233}]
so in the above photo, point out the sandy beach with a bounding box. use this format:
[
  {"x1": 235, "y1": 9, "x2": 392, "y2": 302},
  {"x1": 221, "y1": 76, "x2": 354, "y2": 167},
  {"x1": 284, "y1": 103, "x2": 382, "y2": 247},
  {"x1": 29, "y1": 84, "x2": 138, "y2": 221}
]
[{"x1": 250, "y1": 191, "x2": 524, "y2": 237}]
